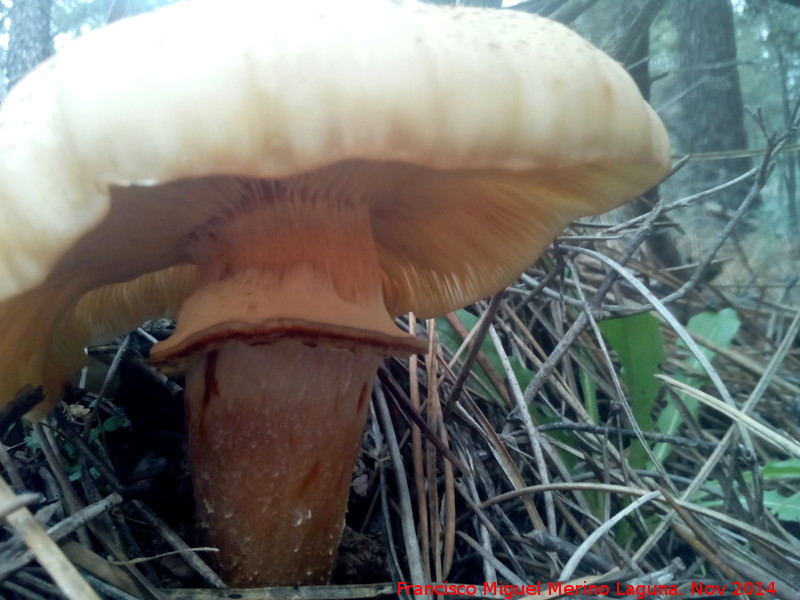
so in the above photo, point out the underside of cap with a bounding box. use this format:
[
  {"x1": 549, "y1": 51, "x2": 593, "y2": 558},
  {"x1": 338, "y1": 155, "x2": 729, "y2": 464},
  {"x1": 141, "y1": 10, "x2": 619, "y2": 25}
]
[
  {"x1": 0, "y1": 0, "x2": 669, "y2": 301},
  {"x1": 0, "y1": 0, "x2": 670, "y2": 413}
]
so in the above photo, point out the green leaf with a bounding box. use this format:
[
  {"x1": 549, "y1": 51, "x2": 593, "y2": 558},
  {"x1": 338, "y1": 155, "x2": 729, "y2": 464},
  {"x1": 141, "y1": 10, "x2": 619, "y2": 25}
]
[
  {"x1": 682, "y1": 308, "x2": 741, "y2": 376},
  {"x1": 764, "y1": 490, "x2": 800, "y2": 522},
  {"x1": 693, "y1": 476, "x2": 800, "y2": 524},
  {"x1": 89, "y1": 427, "x2": 101, "y2": 444},
  {"x1": 655, "y1": 309, "x2": 740, "y2": 462},
  {"x1": 599, "y1": 313, "x2": 665, "y2": 418},
  {"x1": 579, "y1": 362, "x2": 600, "y2": 423},
  {"x1": 437, "y1": 309, "x2": 536, "y2": 408},
  {"x1": 436, "y1": 313, "x2": 466, "y2": 357},
  {"x1": 509, "y1": 356, "x2": 534, "y2": 392},
  {"x1": 762, "y1": 459, "x2": 800, "y2": 481},
  {"x1": 101, "y1": 413, "x2": 129, "y2": 433},
  {"x1": 599, "y1": 313, "x2": 665, "y2": 467},
  {"x1": 24, "y1": 432, "x2": 41, "y2": 450},
  {"x1": 436, "y1": 309, "x2": 505, "y2": 405},
  {"x1": 88, "y1": 412, "x2": 130, "y2": 444}
]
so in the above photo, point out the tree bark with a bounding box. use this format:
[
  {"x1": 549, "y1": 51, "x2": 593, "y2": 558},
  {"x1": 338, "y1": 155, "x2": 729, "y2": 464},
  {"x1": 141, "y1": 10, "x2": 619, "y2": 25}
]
[
  {"x1": 7, "y1": 0, "x2": 53, "y2": 91},
  {"x1": 672, "y1": 0, "x2": 750, "y2": 208},
  {"x1": 621, "y1": 13, "x2": 683, "y2": 273},
  {"x1": 618, "y1": 4, "x2": 682, "y2": 272},
  {"x1": 775, "y1": 48, "x2": 798, "y2": 234},
  {"x1": 666, "y1": 0, "x2": 755, "y2": 284},
  {"x1": 603, "y1": 0, "x2": 666, "y2": 67}
]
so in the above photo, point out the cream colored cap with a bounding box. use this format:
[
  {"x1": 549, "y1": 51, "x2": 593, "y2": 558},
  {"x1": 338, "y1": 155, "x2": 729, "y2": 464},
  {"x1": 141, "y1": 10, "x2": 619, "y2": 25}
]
[{"x1": 0, "y1": 0, "x2": 670, "y2": 415}]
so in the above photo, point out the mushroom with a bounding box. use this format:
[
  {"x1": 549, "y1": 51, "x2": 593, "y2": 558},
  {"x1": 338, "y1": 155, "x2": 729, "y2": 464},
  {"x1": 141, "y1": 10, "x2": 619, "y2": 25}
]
[{"x1": 0, "y1": 0, "x2": 670, "y2": 588}]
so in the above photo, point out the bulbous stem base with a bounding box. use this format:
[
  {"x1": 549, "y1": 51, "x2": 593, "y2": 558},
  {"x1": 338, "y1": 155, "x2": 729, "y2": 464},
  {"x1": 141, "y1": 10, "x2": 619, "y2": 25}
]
[{"x1": 184, "y1": 339, "x2": 382, "y2": 586}]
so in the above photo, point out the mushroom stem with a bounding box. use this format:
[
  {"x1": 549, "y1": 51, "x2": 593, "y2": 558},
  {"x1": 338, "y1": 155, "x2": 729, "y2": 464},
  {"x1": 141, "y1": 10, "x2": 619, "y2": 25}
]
[
  {"x1": 184, "y1": 340, "x2": 381, "y2": 586},
  {"x1": 149, "y1": 178, "x2": 425, "y2": 586},
  {"x1": 150, "y1": 178, "x2": 419, "y2": 362}
]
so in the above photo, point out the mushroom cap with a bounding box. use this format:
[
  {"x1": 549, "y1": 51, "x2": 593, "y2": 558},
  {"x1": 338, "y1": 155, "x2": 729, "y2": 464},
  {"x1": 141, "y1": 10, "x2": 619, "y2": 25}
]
[{"x1": 0, "y1": 0, "x2": 669, "y2": 414}]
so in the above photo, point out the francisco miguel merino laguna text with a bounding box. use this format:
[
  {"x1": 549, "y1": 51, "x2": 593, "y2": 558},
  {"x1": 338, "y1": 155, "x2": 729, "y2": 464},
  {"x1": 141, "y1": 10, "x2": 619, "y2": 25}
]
[
  {"x1": 398, "y1": 580, "x2": 778, "y2": 597},
  {"x1": 398, "y1": 580, "x2": 684, "y2": 598}
]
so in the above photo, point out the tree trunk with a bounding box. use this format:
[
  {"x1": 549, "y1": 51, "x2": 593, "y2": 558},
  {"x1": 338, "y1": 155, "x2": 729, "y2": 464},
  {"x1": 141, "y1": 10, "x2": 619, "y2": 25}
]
[
  {"x1": 775, "y1": 48, "x2": 798, "y2": 234},
  {"x1": 672, "y1": 0, "x2": 750, "y2": 208},
  {"x1": 578, "y1": 1, "x2": 682, "y2": 272},
  {"x1": 665, "y1": 0, "x2": 757, "y2": 285},
  {"x1": 623, "y1": 17, "x2": 683, "y2": 273},
  {"x1": 7, "y1": 0, "x2": 53, "y2": 91}
]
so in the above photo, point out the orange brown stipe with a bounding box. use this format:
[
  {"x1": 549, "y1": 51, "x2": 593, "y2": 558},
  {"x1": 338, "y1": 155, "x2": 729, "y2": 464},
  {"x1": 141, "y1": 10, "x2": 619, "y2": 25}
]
[
  {"x1": 184, "y1": 339, "x2": 386, "y2": 586},
  {"x1": 357, "y1": 383, "x2": 369, "y2": 414}
]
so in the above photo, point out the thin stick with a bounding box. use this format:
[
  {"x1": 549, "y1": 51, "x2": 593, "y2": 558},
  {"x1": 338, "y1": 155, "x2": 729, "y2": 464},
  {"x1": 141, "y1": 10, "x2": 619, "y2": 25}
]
[
  {"x1": 0, "y1": 476, "x2": 101, "y2": 600},
  {"x1": 407, "y1": 314, "x2": 430, "y2": 581},
  {"x1": 444, "y1": 292, "x2": 505, "y2": 415},
  {"x1": 373, "y1": 386, "x2": 428, "y2": 594}
]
